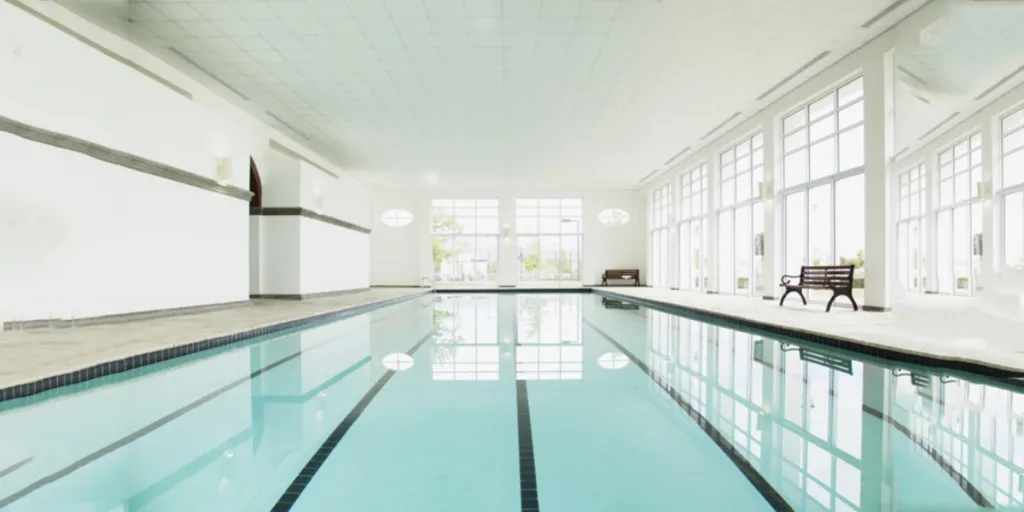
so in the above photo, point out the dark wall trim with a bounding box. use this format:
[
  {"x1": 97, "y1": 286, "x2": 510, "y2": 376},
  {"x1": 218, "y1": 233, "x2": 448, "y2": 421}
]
[
  {"x1": 0, "y1": 114, "x2": 252, "y2": 201},
  {"x1": 250, "y1": 288, "x2": 371, "y2": 300},
  {"x1": 250, "y1": 207, "x2": 372, "y2": 235},
  {"x1": 4, "y1": 300, "x2": 251, "y2": 331},
  {"x1": 862, "y1": 305, "x2": 891, "y2": 312}
]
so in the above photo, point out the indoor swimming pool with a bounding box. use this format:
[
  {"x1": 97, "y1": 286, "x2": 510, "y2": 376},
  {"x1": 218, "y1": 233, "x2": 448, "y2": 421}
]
[{"x1": 1, "y1": 292, "x2": 1023, "y2": 511}]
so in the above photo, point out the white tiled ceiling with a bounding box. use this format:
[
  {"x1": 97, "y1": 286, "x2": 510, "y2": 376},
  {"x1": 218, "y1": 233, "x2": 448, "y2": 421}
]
[{"x1": 61, "y1": 0, "x2": 925, "y2": 188}]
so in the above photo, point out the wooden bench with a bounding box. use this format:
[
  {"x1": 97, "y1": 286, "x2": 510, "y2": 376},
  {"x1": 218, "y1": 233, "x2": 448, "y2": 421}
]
[
  {"x1": 779, "y1": 265, "x2": 858, "y2": 312},
  {"x1": 601, "y1": 269, "x2": 640, "y2": 286}
]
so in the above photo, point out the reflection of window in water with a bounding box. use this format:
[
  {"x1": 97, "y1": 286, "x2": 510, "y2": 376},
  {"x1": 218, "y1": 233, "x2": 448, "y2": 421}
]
[
  {"x1": 515, "y1": 295, "x2": 582, "y2": 380},
  {"x1": 432, "y1": 296, "x2": 499, "y2": 381}
]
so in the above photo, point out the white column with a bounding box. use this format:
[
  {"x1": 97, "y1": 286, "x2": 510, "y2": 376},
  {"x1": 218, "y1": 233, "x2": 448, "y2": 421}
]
[
  {"x1": 924, "y1": 154, "x2": 939, "y2": 293},
  {"x1": 979, "y1": 118, "x2": 999, "y2": 289},
  {"x1": 497, "y1": 195, "x2": 518, "y2": 287},
  {"x1": 762, "y1": 122, "x2": 779, "y2": 300},
  {"x1": 862, "y1": 49, "x2": 897, "y2": 311},
  {"x1": 707, "y1": 160, "x2": 721, "y2": 293}
]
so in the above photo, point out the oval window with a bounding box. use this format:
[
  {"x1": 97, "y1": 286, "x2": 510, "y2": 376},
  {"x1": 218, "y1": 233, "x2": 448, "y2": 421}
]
[
  {"x1": 597, "y1": 208, "x2": 630, "y2": 226},
  {"x1": 380, "y1": 209, "x2": 413, "y2": 227},
  {"x1": 382, "y1": 353, "x2": 414, "y2": 371},
  {"x1": 598, "y1": 352, "x2": 629, "y2": 370}
]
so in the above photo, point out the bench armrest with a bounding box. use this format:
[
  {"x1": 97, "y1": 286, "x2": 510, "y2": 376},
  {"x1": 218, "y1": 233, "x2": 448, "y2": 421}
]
[{"x1": 780, "y1": 274, "x2": 799, "y2": 286}]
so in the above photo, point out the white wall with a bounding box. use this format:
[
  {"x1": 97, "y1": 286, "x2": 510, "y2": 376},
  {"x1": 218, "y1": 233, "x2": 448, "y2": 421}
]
[
  {"x1": 0, "y1": 1, "x2": 372, "y2": 316},
  {"x1": 299, "y1": 217, "x2": 371, "y2": 294},
  {"x1": 370, "y1": 189, "x2": 646, "y2": 286}
]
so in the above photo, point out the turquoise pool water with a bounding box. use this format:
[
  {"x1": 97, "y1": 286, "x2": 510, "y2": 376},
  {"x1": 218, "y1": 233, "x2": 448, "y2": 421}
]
[{"x1": 0, "y1": 293, "x2": 1022, "y2": 511}]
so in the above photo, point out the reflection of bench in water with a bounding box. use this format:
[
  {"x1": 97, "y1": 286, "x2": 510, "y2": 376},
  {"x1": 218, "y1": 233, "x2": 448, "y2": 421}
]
[{"x1": 601, "y1": 297, "x2": 639, "y2": 310}]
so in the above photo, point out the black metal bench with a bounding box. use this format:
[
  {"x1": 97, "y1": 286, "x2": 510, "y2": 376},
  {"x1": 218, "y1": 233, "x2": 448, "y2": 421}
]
[
  {"x1": 601, "y1": 269, "x2": 640, "y2": 286},
  {"x1": 779, "y1": 265, "x2": 858, "y2": 312}
]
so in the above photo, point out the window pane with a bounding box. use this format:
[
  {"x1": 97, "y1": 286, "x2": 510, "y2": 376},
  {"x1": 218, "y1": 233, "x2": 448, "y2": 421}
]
[
  {"x1": 838, "y1": 125, "x2": 864, "y2": 171},
  {"x1": 810, "y1": 138, "x2": 837, "y2": 180},
  {"x1": 838, "y1": 103, "x2": 864, "y2": 130},
  {"x1": 937, "y1": 210, "x2": 953, "y2": 293},
  {"x1": 736, "y1": 205, "x2": 752, "y2": 294},
  {"x1": 786, "y1": 192, "x2": 807, "y2": 274},
  {"x1": 722, "y1": 178, "x2": 736, "y2": 206},
  {"x1": 784, "y1": 150, "x2": 808, "y2": 187},
  {"x1": 1004, "y1": 109, "x2": 1024, "y2": 133},
  {"x1": 837, "y1": 78, "x2": 864, "y2": 105},
  {"x1": 1005, "y1": 129, "x2": 1024, "y2": 155},
  {"x1": 808, "y1": 184, "x2": 833, "y2": 266},
  {"x1": 809, "y1": 114, "x2": 836, "y2": 140},
  {"x1": 719, "y1": 210, "x2": 734, "y2": 293},
  {"x1": 784, "y1": 130, "x2": 808, "y2": 153},
  {"x1": 737, "y1": 172, "x2": 753, "y2": 202},
  {"x1": 784, "y1": 110, "x2": 807, "y2": 133},
  {"x1": 1006, "y1": 191, "x2": 1024, "y2": 268},
  {"x1": 836, "y1": 175, "x2": 865, "y2": 291},
  {"x1": 1005, "y1": 148, "x2": 1024, "y2": 188},
  {"x1": 810, "y1": 94, "x2": 836, "y2": 119}
]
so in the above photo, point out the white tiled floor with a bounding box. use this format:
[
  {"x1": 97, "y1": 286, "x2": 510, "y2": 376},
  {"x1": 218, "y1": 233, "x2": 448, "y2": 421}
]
[
  {"x1": 0, "y1": 288, "x2": 428, "y2": 390},
  {"x1": 597, "y1": 287, "x2": 1024, "y2": 374}
]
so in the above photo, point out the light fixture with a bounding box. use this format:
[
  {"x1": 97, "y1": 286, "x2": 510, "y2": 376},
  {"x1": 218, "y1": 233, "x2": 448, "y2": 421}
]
[
  {"x1": 313, "y1": 185, "x2": 324, "y2": 211},
  {"x1": 759, "y1": 180, "x2": 773, "y2": 201},
  {"x1": 977, "y1": 180, "x2": 992, "y2": 200},
  {"x1": 382, "y1": 353, "x2": 414, "y2": 371},
  {"x1": 215, "y1": 157, "x2": 232, "y2": 185},
  {"x1": 598, "y1": 352, "x2": 628, "y2": 370}
]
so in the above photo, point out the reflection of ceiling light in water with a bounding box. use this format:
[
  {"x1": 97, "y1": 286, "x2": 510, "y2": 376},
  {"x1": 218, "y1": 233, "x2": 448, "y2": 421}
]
[
  {"x1": 382, "y1": 353, "x2": 414, "y2": 371},
  {"x1": 598, "y1": 353, "x2": 629, "y2": 370}
]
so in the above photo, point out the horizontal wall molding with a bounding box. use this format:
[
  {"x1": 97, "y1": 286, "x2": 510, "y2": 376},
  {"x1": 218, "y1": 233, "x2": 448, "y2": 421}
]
[
  {"x1": 251, "y1": 288, "x2": 371, "y2": 300},
  {"x1": 0, "y1": 114, "x2": 253, "y2": 201},
  {"x1": 250, "y1": 207, "x2": 371, "y2": 234},
  {"x1": 5, "y1": 0, "x2": 192, "y2": 99},
  {"x1": 3, "y1": 300, "x2": 251, "y2": 331}
]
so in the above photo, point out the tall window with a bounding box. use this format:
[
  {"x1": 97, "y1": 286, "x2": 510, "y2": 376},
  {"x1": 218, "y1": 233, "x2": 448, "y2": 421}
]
[
  {"x1": 717, "y1": 134, "x2": 765, "y2": 295},
  {"x1": 651, "y1": 183, "x2": 673, "y2": 288},
  {"x1": 935, "y1": 133, "x2": 982, "y2": 295},
  {"x1": 781, "y1": 77, "x2": 866, "y2": 302},
  {"x1": 1001, "y1": 107, "x2": 1024, "y2": 268},
  {"x1": 432, "y1": 296, "x2": 499, "y2": 381},
  {"x1": 431, "y1": 199, "x2": 499, "y2": 283},
  {"x1": 516, "y1": 198, "x2": 582, "y2": 282},
  {"x1": 516, "y1": 295, "x2": 582, "y2": 380},
  {"x1": 896, "y1": 165, "x2": 927, "y2": 293},
  {"x1": 678, "y1": 164, "x2": 708, "y2": 291}
]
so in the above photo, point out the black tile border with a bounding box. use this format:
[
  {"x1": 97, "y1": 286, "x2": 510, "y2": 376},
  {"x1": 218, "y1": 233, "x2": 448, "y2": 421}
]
[
  {"x1": 0, "y1": 114, "x2": 251, "y2": 202},
  {"x1": 592, "y1": 289, "x2": 1024, "y2": 380},
  {"x1": 4, "y1": 300, "x2": 252, "y2": 331},
  {"x1": 251, "y1": 207, "x2": 371, "y2": 235},
  {"x1": 582, "y1": 319, "x2": 794, "y2": 512},
  {"x1": 250, "y1": 288, "x2": 372, "y2": 300},
  {"x1": 270, "y1": 330, "x2": 435, "y2": 512},
  {"x1": 0, "y1": 290, "x2": 431, "y2": 406},
  {"x1": 516, "y1": 380, "x2": 539, "y2": 512},
  {"x1": 0, "y1": 457, "x2": 32, "y2": 479},
  {"x1": 862, "y1": 405, "x2": 993, "y2": 508},
  {"x1": 434, "y1": 287, "x2": 591, "y2": 294},
  {"x1": 0, "y1": 307, "x2": 423, "y2": 509}
]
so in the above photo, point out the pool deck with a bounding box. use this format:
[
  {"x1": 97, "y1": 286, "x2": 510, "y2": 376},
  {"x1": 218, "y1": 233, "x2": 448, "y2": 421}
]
[
  {"x1": 0, "y1": 288, "x2": 428, "y2": 397},
  {"x1": 595, "y1": 287, "x2": 1024, "y2": 377}
]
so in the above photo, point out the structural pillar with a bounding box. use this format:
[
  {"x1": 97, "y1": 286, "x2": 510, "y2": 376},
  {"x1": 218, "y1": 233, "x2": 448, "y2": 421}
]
[
  {"x1": 979, "y1": 118, "x2": 999, "y2": 290},
  {"x1": 762, "y1": 122, "x2": 780, "y2": 300},
  {"x1": 862, "y1": 49, "x2": 897, "y2": 311}
]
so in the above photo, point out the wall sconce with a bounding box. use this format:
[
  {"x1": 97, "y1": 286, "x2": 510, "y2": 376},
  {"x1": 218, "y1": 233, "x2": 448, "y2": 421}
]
[
  {"x1": 501, "y1": 224, "x2": 510, "y2": 239},
  {"x1": 758, "y1": 180, "x2": 773, "y2": 201},
  {"x1": 215, "y1": 157, "x2": 232, "y2": 186},
  {"x1": 977, "y1": 180, "x2": 992, "y2": 200},
  {"x1": 313, "y1": 185, "x2": 324, "y2": 211}
]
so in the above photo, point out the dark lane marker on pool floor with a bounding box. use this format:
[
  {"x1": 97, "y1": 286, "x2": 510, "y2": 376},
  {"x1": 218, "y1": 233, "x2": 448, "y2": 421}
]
[
  {"x1": 582, "y1": 319, "x2": 795, "y2": 512},
  {"x1": 270, "y1": 330, "x2": 435, "y2": 512},
  {"x1": 516, "y1": 380, "x2": 539, "y2": 512}
]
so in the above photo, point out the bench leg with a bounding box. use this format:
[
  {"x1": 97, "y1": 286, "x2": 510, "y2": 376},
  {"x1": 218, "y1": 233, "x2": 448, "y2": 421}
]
[
  {"x1": 826, "y1": 293, "x2": 839, "y2": 312},
  {"x1": 601, "y1": 277, "x2": 607, "y2": 286},
  {"x1": 780, "y1": 290, "x2": 806, "y2": 306},
  {"x1": 825, "y1": 291, "x2": 859, "y2": 312},
  {"x1": 847, "y1": 292, "x2": 859, "y2": 311}
]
